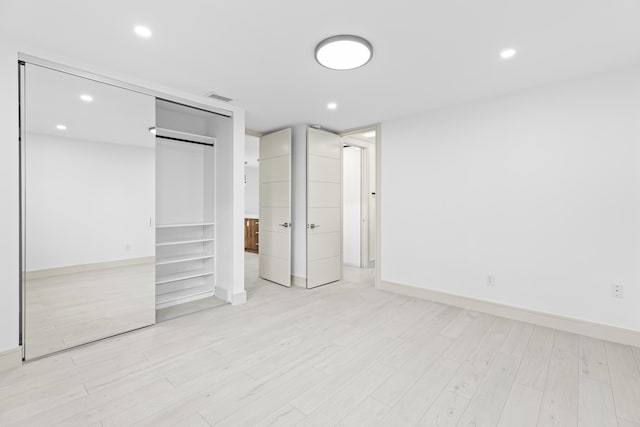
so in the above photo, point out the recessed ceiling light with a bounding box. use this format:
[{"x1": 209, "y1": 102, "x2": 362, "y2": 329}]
[
  {"x1": 327, "y1": 102, "x2": 338, "y2": 110},
  {"x1": 134, "y1": 25, "x2": 152, "y2": 38},
  {"x1": 56, "y1": 124, "x2": 67, "y2": 130},
  {"x1": 148, "y1": 127, "x2": 157, "y2": 134},
  {"x1": 500, "y1": 48, "x2": 517, "y2": 59},
  {"x1": 363, "y1": 131, "x2": 376, "y2": 138},
  {"x1": 80, "y1": 94, "x2": 93, "y2": 102},
  {"x1": 315, "y1": 35, "x2": 373, "y2": 71}
]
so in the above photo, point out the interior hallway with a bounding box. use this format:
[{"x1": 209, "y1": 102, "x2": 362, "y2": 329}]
[{"x1": 0, "y1": 253, "x2": 639, "y2": 426}]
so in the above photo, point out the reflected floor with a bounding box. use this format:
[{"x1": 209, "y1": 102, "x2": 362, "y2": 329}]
[{"x1": 24, "y1": 259, "x2": 155, "y2": 360}]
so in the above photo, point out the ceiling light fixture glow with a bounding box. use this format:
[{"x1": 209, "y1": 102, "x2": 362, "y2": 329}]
[
  {"x1": 80, "y1": 94, "x2": 93, "y2": 102},
  {"x1": 134, "y1": 25, "x2": 152, "y2": 38},
  {"x1": 500, "y1": 48, "x2": 517, "y2": 59},
  {"x1": 327, "y1": 102, "x2": 338, "y2": 110},
  {"x1": 56, "y1": 124, "x2": 67, "y2": 130},
  {"x1": 315, "y1": 35, "x2": 373, "y2": 71}
]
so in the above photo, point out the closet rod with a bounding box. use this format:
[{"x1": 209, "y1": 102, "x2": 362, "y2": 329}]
[
  {"x1": 155, "y1": 135, "x2": 214, "y2": 147},
  {"x1": 150, "y1": 127, "x2": 215, "y2": 147}
]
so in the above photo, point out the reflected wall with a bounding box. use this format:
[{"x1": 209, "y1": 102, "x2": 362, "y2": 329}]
[{"x1": 22, "y1": 64, "x2": 156, "y2": 359}]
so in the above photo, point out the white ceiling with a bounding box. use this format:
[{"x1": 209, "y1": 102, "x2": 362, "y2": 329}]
[
  {"x1": 3, "y1": 0, "x2": 640, "y2": 133},
  {"x1": 26, "y1": 63, "x2": 155, "y2": 147}
]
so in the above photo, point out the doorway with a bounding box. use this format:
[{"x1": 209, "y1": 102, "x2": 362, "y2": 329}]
[
  {"x1": 243, "y1": 125, "x2": 379, "y2": 294},
  {"x1": 341, "y1": 128, "x2": 377, "y2": 270}
]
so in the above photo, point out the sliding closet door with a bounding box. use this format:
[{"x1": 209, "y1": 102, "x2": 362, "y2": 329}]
[{"x1": 22, "y1": 64, "x2": 156, "y2": 360}]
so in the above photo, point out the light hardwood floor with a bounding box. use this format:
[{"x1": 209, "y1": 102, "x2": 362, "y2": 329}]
[{"x1": 1, "y1": 252, "x2": 640, "y2": 426}]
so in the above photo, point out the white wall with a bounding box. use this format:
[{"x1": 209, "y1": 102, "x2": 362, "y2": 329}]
[
  {"x1": 26, "y1": 133, "x2": 155, "y2": 271},
  {"x1": 156, "y1": 139, "x2": 208, "y2": 225},
  {"x1": 244, "y1": 134, "x2": 259, "y2": 217},
  {"x1": 0, "y1": 40, "x2": 20, "y2": 353},
  {"x1": 381, "y1": 64, "x2": 640, "y2": 331},
  {"x1": 343, "y1": 146, "x2": 362, "y2": 267}
]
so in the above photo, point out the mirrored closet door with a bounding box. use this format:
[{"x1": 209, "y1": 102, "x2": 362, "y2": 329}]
[{"x1": 21, "y1": 64, "x2": 157, "y2": 360}]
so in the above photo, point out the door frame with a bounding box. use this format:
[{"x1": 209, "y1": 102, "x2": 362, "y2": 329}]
[{"x1": 339, "y1": 124, "x2": 381, "y2": 287}]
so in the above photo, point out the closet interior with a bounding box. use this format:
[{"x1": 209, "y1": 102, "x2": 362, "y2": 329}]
[{"x1": 155, "y1": 100, "x2": 218, "y2": 310}]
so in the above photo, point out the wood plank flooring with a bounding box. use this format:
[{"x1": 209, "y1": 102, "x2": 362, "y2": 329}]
[{"x1": 1, "y1": 252, "x2": 639, "y2": 426}]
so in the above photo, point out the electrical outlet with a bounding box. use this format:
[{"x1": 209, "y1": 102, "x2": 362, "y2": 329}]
[
  {"x1": 611, "y1": 284, "x2": 624, "y2": 299},
  {"x1": 487, "y1": 275, "x2": 496, "y2": 287}
]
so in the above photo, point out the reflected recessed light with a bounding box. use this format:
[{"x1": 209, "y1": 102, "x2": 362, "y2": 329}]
[
  {"x1": 500, "y1": 48, "x2": 517, "y2": 59},
  {"x1": 56, "y1": 124, "x2": 67, "y2": 130},
  {"x1": 80, "y1": 94, "x2": 93, "y2": 102},
  {"x1": 363, "y1": 131, "x2": 376, "y2": 138},
  {"x1": 315, "y1": 35, "x2": 373, "y2": 70},
  {"x1": 134, "y1": 25, "x2": 152, "y2": 38},
  {"x1": 327, "y1": 102, "x2": 337, "y2": 110}
]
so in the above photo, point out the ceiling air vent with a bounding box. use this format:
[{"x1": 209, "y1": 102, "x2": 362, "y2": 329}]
[{"x1": 205, "y1": 91, "x2": 232, "y2": 102}]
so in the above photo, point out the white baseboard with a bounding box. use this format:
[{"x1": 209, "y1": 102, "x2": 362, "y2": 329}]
[
  {"x1": 231, "y1": 291, "x2": 247, "y2": 305},
  {"x1": 380, "y1": 280, "x2": 640, "y2": 348},
  {"x1": 215, "y1": 286, "x2": 230, "y2": 303},
  {"x1": 214, "y1": 287, "x2": 246, "y2": 305},
  {"x1": 26, "y1": 256, "x2": 155, "y2": 280},
  {"x1": 0, "y1": 346, "x2": 22, "y2": 373},
  {"x1": 292, "y1": 275, "x2": 307, "y2": 288}
]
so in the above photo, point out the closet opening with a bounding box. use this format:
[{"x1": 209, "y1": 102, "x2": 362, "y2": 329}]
[{"x1": 154, "y1": 100, "x2": 228, "y2": 322}]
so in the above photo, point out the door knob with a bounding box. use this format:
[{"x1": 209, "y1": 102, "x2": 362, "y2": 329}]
[
  {"x1": 278, "y1": 222, "x2": 291, "y2": 228},
  {"x1": 308, "y1": 224, "x2": 320, "y2": 229}
]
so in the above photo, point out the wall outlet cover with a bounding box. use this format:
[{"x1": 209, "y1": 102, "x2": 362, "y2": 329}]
[{"x1": 611, "y1": 284, "x2": 624, "y2": 299}]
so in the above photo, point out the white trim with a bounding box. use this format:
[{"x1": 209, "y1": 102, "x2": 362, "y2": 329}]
[
  {"x1": 214, "y1": 287, "x2": 245, "y2": 305},
  {"x1": 292, "y1": 275, "x2": 307, "y2": 288},
  {"x1": 0, "y1": 347, "x2": 22, "y2": 373},
  {"x1": 18, "y1": 53, "x2": 235, "y2": 118},
  {"x1": 379, "y1": 280, "x2": 640, "y2": 347},
  {"x1": 231, "y1": 291, "x2": 247, "y2": 305},
  {"x1": 374, "y1": 124, "x2": 381, "y2": 287},
  {"x1": 339, "y1": 124, "x2": 381, "y2": 272},
  {"x1": 25, "y1": 257, "x2": 155, "y2": 280},
  {"x1": 215, "y1": 286, "x2": 230, "y2": 303}
]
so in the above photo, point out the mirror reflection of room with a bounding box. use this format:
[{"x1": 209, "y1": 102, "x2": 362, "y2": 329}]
[{"x1": 23, "y1": 64, "x2": 156, "y2": 360}]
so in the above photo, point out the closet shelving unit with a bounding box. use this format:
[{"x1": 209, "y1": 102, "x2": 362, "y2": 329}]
[
  {"x1": 154, "y1": 121, "x2": 217, "y2": 309},
  {"x1": 155, "y1": 223, "x2": 216, "y2": 307}
]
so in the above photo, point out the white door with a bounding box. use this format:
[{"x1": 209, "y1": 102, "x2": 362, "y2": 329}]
[
  {"x1": 259, "y1": 128, "x2": 292, "y2": 287},
  {"x1": 307, "y1": 128, "x2": 342, "y2": 288}
]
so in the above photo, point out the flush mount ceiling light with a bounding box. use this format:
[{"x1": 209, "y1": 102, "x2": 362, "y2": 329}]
[
  {"x1": 327, "y1": 102, "x2": 338, "y2": 110},
  {"x1": 315, "y1": 35, "x2": 373, "y2": 70},
  {"x1": 500, "y1": 48, "x2": 517, "y2": 59},
  {"x1": 134, "y1": 25, "x2": 152, "y2": 38},
  {"x1": 80, "y1": 94, "x2": 93, "y2": 102},
  {"x1": 56, "y1": 124, "x2": 67, "y2": 130}
]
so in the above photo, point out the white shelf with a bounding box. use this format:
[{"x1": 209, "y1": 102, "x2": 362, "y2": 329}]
[
  {"x1": 155, "y1": 290, "x2": 216, "y2": 309},
  {"x1": 156, "y1": 269, "x2": 214, "y2": 285},
  {"x1": 156, "y1": 238, "x2": 214, "y2": 247},
  {"x1": 156, "y1": 254, "x2": 214, "y2": 265},
  {"x1": 156, "y1": 223, "x2": 214, "y2": 229}
]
